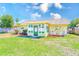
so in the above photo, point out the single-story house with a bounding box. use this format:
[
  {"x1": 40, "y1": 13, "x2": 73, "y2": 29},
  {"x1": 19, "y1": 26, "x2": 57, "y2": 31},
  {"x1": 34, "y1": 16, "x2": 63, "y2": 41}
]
[
  {"x1": 68, "y1": 24, "x2": 79, "y2": 34},
  {"x1": 48, "y1": 18, "x2": 70, "y2": 36},
  {"x1": 22, "y1": 21, "x2": 49, "y2": 37},
  {"x1": 18, "y1": 18, "x2": 70, "y2": 37},
  {"x1": 72, "y1": 24, "x2": 79, "y2": 34}
]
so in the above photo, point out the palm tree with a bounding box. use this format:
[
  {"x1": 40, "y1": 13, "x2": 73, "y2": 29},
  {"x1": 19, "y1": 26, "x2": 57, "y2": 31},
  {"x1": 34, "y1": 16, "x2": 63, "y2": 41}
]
[
  {"x1": 14, "y1": 18, "x2": 20, "y2": 34},
  {"x1": 15, "y1": 18, "x2": 19, "y2": 24}
]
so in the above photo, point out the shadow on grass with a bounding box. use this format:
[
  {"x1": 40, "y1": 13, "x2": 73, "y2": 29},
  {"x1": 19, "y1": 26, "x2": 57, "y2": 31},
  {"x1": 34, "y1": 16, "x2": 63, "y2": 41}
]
[
  {"x1": 69, "y1": 33, "x2": 79, "y2": 36},
  {"x1": 0, "y1": 32, "x2": 8, "y2": 34},
  {"x1": 17, "y1": 35, "x2": 44, "y2": 39}
]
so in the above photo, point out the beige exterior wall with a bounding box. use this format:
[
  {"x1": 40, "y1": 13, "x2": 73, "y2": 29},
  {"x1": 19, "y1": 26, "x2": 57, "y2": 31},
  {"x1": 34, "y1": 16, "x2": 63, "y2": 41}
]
[
  {"x1": 20, "y1": 21, "x2": 69, "y2": 36},
  {"x1": 49, "y1": 25, "x2": 68, "y2": 35}
]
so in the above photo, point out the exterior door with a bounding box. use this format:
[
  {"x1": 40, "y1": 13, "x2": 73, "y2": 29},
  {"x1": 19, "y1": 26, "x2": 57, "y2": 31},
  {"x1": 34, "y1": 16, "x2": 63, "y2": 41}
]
[{"x1": 34, "y1": 25, "x2": 38, "y2": 36}]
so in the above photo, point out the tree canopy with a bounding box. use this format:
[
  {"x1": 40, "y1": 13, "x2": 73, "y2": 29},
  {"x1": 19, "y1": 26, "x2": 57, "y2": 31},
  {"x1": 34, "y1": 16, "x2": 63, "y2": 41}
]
[
  {"x1": 0, "y1": 14, "x2": 14, "y2": 28},
  {"x1": 69, "y1": 18, "x2": 79, "y2": 27}
]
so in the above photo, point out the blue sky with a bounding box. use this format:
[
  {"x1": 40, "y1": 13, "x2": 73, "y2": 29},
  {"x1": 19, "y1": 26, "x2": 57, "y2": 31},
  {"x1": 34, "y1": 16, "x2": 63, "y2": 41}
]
[{"x1": 0, "y1": 3, "x2": 79, "y2": 22}]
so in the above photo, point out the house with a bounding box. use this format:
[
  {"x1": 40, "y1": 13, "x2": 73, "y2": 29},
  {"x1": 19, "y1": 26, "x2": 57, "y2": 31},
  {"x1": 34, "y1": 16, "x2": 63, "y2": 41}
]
[
  {"x1": 48, "y1": 18, "x2": 70, "y2": 36},
  {"x1": 68, "y1": 24, "x2": 79, "y2": 34},
  {"x1": 19, "y1": 18, "x2": 70, "y2": 37},
  {"x1": 22, "y1": 20, "x2": 49, "y2": 37},
  {"x1": 73, "y1": 24, "x2": 79, "y2": 34}
]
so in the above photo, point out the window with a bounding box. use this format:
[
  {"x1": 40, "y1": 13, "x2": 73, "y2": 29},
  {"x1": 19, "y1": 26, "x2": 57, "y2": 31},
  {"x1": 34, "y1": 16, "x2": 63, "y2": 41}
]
[
  {"x1": 30, "y1": 24, "x2": 32, "y2": 27},
  {"x1": 39, "y1": 31, "x2": 44, "y2": 33},
  {"x1": 42, "y1": 31, "x2": 44, "y2": 33},
  {"x1": 39, "y1": 24, "x2": 41, "y2": 27},
  {"x1": 39, "y1": 24, "x2": 44, "y2": 28},
  {"x1": 42, "y1": 24, "x2": 44, "y2": 28},
  {"x1": 31, "y1": 31, "x2": 33, "y2": 33},
  {"x1": 29, "y1": 31, "x2": 33, "y2": 33},
  {"x1": 29, "y1": 31, "x2": 30, "y2": 33},
  {"x1": 39, "y1": 32, "x2": 41, "y2": 33},
  {"x1": 29, "y1": 24, "x2": 32, "y2": 27},
  {"x1": 46, "y1": 27, "x2": 49, "y2": 32},
  {"x1": 21, "y1": 27, "x2": 24, "y2": 29}
]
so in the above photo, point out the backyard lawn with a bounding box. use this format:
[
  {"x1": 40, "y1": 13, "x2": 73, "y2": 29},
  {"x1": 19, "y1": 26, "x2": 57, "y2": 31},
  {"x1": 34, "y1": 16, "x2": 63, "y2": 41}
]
[{"x1": 0, "y1": 34, "x2": 79, "y2": 56}]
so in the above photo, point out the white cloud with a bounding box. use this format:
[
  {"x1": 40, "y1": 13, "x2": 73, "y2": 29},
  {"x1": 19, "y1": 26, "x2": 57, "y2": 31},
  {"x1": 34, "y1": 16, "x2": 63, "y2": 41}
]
[
  {"x1": 31, "y1": 13, "x2": 41, "y2": 19},
  {"x1": 51, "y1": 13, "x2": 62, "y2": 19},
  {"x1": 26, "y1": 9, "x2": 29, "y2": 12},
  {"x1": 2, "y1": 7, "x2": 6, "y2": 11},
  {"x1": 25, "y1": 6, "x2": 31, "y2": 12},
  {"x1": 32, "y1": 13, "x2": 41, "y2": 17},
  {"x1": 26, "y1": 6, "x2": 30, "y2": 9},
  {"x1": 54, "y1": 3, "x2": 62, "y2": 9},
  {"x1": 32, "y1": 6, "x2": 39, "y2": 9},
  {"x1": 0, "y1": 6, "x2": 6, "y2": 12},
  {"x1": 40, "y1": 3, "x2": 49, "y2": 13},
  {"x1": 0, "y1": 6, "x2": 6, "y2": 16},
  {"x1": 50, "y1": 13, "x2": 54, "y2": 16},
  {"x1": 19, "y1": 19, "x2": 27, "y2": 23},
  {"x1": 32, "y1": 3, "x2": 39, "y2": 10}
]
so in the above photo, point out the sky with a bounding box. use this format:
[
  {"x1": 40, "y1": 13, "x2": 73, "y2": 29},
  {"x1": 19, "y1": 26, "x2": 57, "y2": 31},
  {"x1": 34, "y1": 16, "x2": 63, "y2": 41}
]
[{"x1": 0, "y1": 3, "x2": 79, "y2": 22}]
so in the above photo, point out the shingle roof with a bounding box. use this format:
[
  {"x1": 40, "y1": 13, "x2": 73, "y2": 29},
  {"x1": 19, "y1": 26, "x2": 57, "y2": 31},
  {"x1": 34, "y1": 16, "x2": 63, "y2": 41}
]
[
  {"x1": 22, "y1": 18, "x2": 70, "y2": 24},
  {"x1": 48, "y1": 18, "x2": 70, "y2": 24}
]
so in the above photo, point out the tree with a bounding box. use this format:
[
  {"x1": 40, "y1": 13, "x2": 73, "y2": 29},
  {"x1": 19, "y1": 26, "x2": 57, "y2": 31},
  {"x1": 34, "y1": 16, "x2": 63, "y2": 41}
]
[
  {"x1": 14, "y1": 18, "x2": 20, "y2": 34},
  {"x1": 69, "y1": 18, "x2": 79, "y2": 28},
  {"x1": 15, "y1": 18, "x2": 20, "y2": 27},
  {"x1": 15, "y1": 18, "x2": 19, "y2": 24},
  {"x1": 0, "y1": 14, "x2": 14, "y2": 28}
]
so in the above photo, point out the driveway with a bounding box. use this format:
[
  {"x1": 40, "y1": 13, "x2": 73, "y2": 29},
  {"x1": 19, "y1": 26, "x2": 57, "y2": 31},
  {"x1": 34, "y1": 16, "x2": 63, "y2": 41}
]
[{"x1": 0, "y1": 33, "x2": 17, "y2": 38}]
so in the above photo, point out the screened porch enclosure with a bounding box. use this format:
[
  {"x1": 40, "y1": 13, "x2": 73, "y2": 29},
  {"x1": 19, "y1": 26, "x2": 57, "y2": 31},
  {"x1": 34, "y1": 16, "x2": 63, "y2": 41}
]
[{"x1": 27, "y1": 24, "x2": 49, "y2": 37}]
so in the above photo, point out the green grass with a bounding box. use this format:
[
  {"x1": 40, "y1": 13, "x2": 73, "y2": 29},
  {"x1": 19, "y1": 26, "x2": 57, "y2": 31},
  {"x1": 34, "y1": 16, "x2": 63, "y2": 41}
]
[{"x1": 0, "y1": 34, "x2": 79, "y2": 56}]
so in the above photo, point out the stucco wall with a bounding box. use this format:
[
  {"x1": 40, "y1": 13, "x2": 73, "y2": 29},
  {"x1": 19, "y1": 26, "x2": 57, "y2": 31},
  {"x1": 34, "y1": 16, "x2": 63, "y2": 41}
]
[{"x1": 49, "y1": 26, "x2": 67, "y2": 36}]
